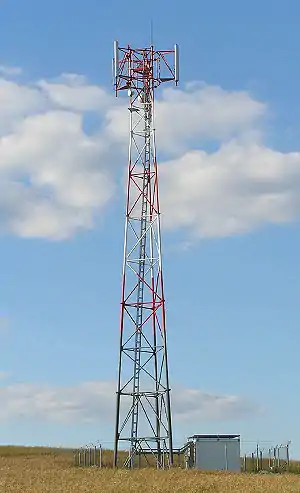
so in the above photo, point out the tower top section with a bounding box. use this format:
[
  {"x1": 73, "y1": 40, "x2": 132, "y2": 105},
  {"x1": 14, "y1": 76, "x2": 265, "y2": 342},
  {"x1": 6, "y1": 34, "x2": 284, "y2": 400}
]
[{"x1": 112, "y1": 42, "x2": 179, "y2": 97}]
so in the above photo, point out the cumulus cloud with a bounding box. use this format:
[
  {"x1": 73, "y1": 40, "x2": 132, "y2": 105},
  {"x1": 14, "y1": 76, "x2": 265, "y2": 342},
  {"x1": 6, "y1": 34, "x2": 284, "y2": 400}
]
[
  {"x1": 0, "y1": 381, "x2": 113, "y2": 423},
  {"x1": 0, "y1": 380, "x2": 253, "y2": 423},
  {"x1": 37, "y1": 73, "x2": 113, "y2": 112},
  {"x1": 104, "y1": 82, "x2": 265, "y2": 155},
  {"x1": 155, "y1": 83, "x2": 265, "y2": 154},
  {"x1": 0, "y1": 79, "x2": 46, "y2": 134},
  {"x1": 0, "y1": 110, "x2": 113, "y2": 239},
  {"x1": 160, "y1": 141, "x2": 300, "y2": 238},
  {"x1": 0, "y1": 75, "x2": 115, "y2": 239},
  {"x1": 0, "y1": 64, "x2": 298, "y2": 240},
  {"x1": 172, "y1": 386, "x2": 255, "y2": 422}
]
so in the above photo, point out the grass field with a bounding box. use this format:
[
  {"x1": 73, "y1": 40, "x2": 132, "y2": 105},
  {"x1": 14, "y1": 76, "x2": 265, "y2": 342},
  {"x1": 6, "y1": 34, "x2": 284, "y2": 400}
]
[{"x1": 0, "y1": 446, "x2": 300, "y2": 492}]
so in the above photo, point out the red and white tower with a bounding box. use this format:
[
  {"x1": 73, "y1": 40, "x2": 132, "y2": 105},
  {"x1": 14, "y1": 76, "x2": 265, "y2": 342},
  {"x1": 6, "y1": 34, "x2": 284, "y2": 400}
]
[{"x1": 113, "y1": 41, "x2": 179, "y2": 468}]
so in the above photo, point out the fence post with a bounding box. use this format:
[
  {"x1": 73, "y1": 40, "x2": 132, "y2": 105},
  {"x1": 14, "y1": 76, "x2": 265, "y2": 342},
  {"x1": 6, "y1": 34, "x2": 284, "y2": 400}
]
[
  {"x1": 287, "y1": 443, "x2": 290, "y2": 472},
  {"x1": 256, "y1": 444, "x2": 259, "y2": 472},
  {"x1": 224, "y1": 443, "x2": 228, "y2": 471},
  {"x1": 276, "y1": 446, "x2": 280, "y2": 470},
  {"x1": 99, "y1": 445, "x2": 103, "y2": 468}
]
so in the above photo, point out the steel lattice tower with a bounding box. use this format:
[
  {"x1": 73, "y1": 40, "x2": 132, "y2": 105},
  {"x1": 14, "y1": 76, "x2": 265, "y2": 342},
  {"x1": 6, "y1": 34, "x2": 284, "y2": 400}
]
[{"x1": 113, "y1": 41, "x2": 179, "y2": 469}]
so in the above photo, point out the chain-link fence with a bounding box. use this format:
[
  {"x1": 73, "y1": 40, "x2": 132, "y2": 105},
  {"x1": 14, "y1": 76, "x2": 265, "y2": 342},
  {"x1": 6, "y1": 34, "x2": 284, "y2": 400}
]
[
  {"x1": 73, "y1": 439, "x2": 292, "y2": 472},
  {"x1": 73, "y1": 441, "x2": 189, "y2": 469},
  {"x1": 242, "y1": 442, "x2": 290, "y2": 473}
]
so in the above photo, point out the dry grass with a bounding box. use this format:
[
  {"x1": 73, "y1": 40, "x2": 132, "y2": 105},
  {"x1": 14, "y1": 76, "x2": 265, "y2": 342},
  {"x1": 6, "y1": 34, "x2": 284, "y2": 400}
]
[{"x1": 0, "y1": 446, "x2": 300, "y2": 492}]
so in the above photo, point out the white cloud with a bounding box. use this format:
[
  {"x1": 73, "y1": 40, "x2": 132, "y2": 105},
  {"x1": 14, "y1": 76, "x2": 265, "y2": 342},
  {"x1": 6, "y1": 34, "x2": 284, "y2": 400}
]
[
  {"x1": 0, "y1": 64, "x2": 298, "y2": 240},
  {"x1": 104, "y1": 82, "x2": 265, "y2": 155},
  {"x1": 155, "y1": 83, "x2": 265, "y2": 154},
  {"x1": 37, "y1": 73, "x2": 113, "y2": 112},
  {"x1": 0, "y1": 380, "x2": 253, "y2": 423},
  {"x1": 0, "y1": 110, "x2": 113, "y2": 239},
  {"x1": 160, "y1": 141, "x2": 300, "y2": 238},
  {"x1": 0, "y1": 71, "x2": 118, "y2": 239},
  {"x1": 0, "y1": 79, "x2": 46, "y2": 134},
  {"x1": 0, "y1": 381, "x2": 113, "y2": 423},
  {"x1": 172, "y1": 386, "x2": 255, "y2": 422}
]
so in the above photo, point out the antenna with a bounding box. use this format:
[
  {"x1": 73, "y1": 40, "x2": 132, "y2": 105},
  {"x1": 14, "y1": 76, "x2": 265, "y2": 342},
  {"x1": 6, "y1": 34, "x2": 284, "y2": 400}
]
[
  {"x1": 113, "y1": 40, "x2": 119, "y2": 95},
  {"x1": 174, "y1": 43, "x2": 179, "y2": 85}
]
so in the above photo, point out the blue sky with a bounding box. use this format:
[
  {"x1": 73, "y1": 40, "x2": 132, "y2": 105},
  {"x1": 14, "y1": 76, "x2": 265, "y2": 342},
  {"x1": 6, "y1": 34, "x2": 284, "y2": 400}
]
[{"x1": 0, "y1": 0, "x2": 299, "y2": 458}]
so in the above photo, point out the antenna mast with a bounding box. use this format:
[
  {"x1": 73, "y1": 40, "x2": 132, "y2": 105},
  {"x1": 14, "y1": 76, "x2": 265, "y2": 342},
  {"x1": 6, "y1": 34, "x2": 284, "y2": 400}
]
[{"x1": 113, "y1": 41, "x2": 179, "y2": 468}]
